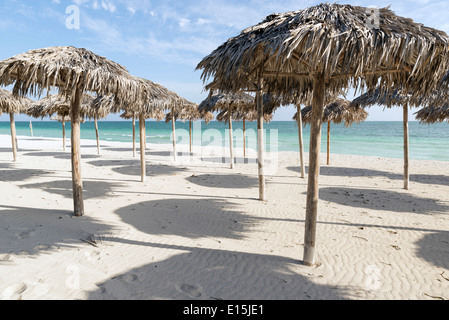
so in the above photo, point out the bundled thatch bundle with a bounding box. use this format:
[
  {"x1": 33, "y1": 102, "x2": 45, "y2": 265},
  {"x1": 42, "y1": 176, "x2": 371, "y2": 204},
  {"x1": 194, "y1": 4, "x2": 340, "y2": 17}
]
[
  {"x1": 415, "y1": 105, "x2": 449, "y2": 124},
  {"x1": 196, "y1": 3, "x2": 449, "y2": 266},
  {"x1": 0, "y1": 88, "x2": 33, "y2": 161},
  {"x1": 27, "y1": 93, "x2": 96, "y2": 119}
]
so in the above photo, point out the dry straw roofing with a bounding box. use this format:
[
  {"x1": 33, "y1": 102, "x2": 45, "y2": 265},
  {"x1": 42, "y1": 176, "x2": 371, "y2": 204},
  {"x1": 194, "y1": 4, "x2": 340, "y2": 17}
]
[
  {"x1": 27, "y1": 93, "x2": 99, "y2": 119},
  {"x1": 0, "y1": 88, "x2": 32, "y2": 114},
  {"x1": 300, "y1": 98, "x2": 368, "y2": 127},
  {"x1": 415, "y1": 105, "x2": 449, "y2": 124},
  {"x1": 196, "y1": 3, "x2": 449, "y2": 100},
  {"x1": 0, "y1": 46, "x2": 142, "y2": 106},
  {"x1": 165, "y1": 103, "x2": 214, "y2": 123},
  {"x1": 120, "y1": 109, "x2": 166, "y2": 121}
]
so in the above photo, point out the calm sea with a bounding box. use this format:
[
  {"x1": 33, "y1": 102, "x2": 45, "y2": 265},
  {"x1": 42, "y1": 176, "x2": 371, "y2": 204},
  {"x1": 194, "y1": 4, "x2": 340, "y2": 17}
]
[{"x1": 1, "y1": 120, "x2": 448, "y2": 161}]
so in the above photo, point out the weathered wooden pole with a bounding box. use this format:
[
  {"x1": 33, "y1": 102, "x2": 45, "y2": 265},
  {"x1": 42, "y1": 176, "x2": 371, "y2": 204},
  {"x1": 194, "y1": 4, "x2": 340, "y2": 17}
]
[
  {"x1": 327, "y1": 122, "x2": 330, "y2": 165},
  {"x1": 70, "y1": 86, "x2": 84, "y2": 216},
  {"x1": 228, "y1": 109, "x2": 234, "y2": 169},
  {"x1": 132, "y1": 115, "x2": 136, "y2": 158},
  {"x1": 62, "y1": 115, "x2": 66, "y2": 151},
  {"x1": 139, "y1": 114, "x2": 146, "y2": 182},
  {"x1": 296, "y1": 105, "x2": 305, "y2": 178},
  {"x1": 94, "y1": 115, "x2": 100, "y2": 155},
  {"x1": 171, "y1": 109, "x2": 177, "y2": 162},
  {"x1": 189, "y1": 120, "x2": 192, "y2": 153},
  {"x1": 9, "y1": 112, "x2": 17, "y2": 162},
  {"x1": 256, "y1": 72, "x2": 266, "y2": 201},
  {"x1": 29, "y1": 121, "x2": 33, "y2": 137},
  {"x1": 403, "y1": 105, "x2": 409, "y2": 190},
  {"x1": 243, "y1": 119, "x2": 246, "y2": 158},
  {"x1": 303, "y1": 73, "x2": 325, "y2": 266}
]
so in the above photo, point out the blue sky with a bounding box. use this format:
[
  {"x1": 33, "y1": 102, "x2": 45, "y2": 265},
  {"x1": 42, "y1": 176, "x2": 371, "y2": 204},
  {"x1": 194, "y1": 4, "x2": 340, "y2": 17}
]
[{"x1": 1, "y1": 0, "x2": 448, "y2": 121}]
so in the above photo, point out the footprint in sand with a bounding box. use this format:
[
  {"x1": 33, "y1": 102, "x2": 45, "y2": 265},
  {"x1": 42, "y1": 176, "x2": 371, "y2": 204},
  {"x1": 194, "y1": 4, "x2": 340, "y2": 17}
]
[
  {"x1": 15, "y1": 230, "x2": 36, "y2": 240},
  {"x1": 0, "y1": 254, "x2": 12, "y2": 264},
  {"x1": 176, "y1": 283, "x2": 203, "y2": 298},
  {"x1": 2, "y1": 283, "x2": 27, "y2": 300}
]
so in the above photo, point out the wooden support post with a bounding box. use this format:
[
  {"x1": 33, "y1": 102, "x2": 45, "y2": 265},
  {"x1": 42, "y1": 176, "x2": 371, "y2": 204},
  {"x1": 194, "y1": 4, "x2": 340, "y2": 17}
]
[
  {"x1": 228, "y1": 109, "x2": 234, "y2": 169},
  {"x1": 403, "y1": 106, "x2": 409, "y2": 190},
  {"x1": 9, "y1": 113, "x2": 17, "y2": 162},
  {"x1": 132, "y1": 115, "x2": 136, "y2": 158},
  {"x1": 172, "y1": 110, "x2": 177, "y2": 162},
  {"x1": 327, "y1": 122, "x2": 330, "y2": 165},
  {"x1": 29, "y1": 121, "x2": 33, "y2": 137},
  {"x1": 303, "y1": 73, "x2": 325, "y2": 266},
  {"x1": 139, "y1": 114, "x2": 146, "y2": 182},
  {"x1": 95, "y1": 115, "x2": 100, "y2": 155},
  {"x1": 62, "y1": 115, "x2": 66, "y2": 151},
  {"x1": 243, "y1": 120, "x2": 246, "y2": 158},
  {"x1": 256, "y1": 76, "x2": 266, "y2": 201},
  {"x1": 189, "y1": 120, "x2": 192, "y2": 153},
  {"x1": 70, "y1": 86, "x2": 84, "y2": 217},
  {"x1": 297, "y1": 105, "x2": 305, "y2": 178}
]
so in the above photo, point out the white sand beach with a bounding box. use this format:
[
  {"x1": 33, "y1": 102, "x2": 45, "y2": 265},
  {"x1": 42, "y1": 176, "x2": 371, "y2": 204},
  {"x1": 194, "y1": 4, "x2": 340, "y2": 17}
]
[{"x1": 0, "y1": 133, "x2": 448, "y2": 300}]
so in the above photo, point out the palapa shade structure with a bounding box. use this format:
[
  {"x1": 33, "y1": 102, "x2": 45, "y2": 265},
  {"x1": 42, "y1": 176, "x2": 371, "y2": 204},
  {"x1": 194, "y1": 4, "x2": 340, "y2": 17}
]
[
  {"x1": 0, "y1": 88, "x2": 32, "y2": 161},
  {"x1": 199, "y1": 91, "x2": 278, "y2": 168},
  {"x1": 299, "y1": 98, "x2": 368, "y2": 165},
  {"x1": 28, "y1": 93, "x2": 96, "y2": 152},
  {"x1": 0, "y1": 46, "x2": 144, "y2": 217},
  {"x1": 120, "y1": 109, "x2": 165, "y2": 158},
  {"x1": 93, "y1": 78, "x2": 181, "y2": 183},
  {"x1": 196, "y1": 3, "x2": 449, "y2": 266},
  {"x1": 350, "y1": 88, "x2": 424, "y2": 190},
  {"x1": 165, "y1": 97, "x2": 199, "y2": 162},
  {"x1": 165, "y1": 103, "x2": 214, "y2": 154},
  {"x1": 215, "y1": 101, "x2": 273, "y2": 158}
]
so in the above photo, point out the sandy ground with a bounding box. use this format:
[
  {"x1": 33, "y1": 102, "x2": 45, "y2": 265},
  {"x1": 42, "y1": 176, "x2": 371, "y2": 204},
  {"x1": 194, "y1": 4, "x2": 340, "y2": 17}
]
[{"x1": 0, "y1": 132, "x2": 448, "y2": 300}]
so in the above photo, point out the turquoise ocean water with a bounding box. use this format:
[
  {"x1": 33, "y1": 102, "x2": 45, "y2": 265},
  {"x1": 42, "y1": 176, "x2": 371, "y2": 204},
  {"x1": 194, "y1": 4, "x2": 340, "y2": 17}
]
[{"x1": 1, "y1": 120, "x2": 449, "y2": 161}]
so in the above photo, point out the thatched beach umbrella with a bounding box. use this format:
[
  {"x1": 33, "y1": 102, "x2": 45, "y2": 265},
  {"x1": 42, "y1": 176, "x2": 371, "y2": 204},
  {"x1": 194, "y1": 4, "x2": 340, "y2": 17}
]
[
  {"x1": 196, "y1": 3, "x2": 449, "y2": 266},
  {"x1": 415, "y1": 104, "x2": 449, "y2": 124},
  {"x1": 215, "y1": 103, "x2": 273, "y2": 158},
  {"x1": 0, "y1": 88, "x2": 32, "y2": 161},
  {"x1": 28, "y1": 93, "x2": 96, "y2": 152},
  {"x1": 93, "y1": 78, "x2": 181, "y2": 183},
  {"x1": 199, "y1": 92, "x2": 256, "y2": 169},
  {"x1": 299, "y1": 98, "x2": 368, "y2": 165},
  {"x1": 166, "y1": 104, "x2": 214, "y2": 153},
  {"x1": 165, "y1": 98, "x2": 198, "y2": 162},
  {"x1": 120, "y1": 109, "x2": 165, "y2": 158},
  {"x1": 350, "y1": 88, "x2": 424, "y2": 190},
  {"x1": 0, "y1": 46, "x2": 144, "y2": 217}
]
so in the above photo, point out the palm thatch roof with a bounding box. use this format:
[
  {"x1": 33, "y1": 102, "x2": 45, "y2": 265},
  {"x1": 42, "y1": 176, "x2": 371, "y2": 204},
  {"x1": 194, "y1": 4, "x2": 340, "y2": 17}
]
[
  {"x1": 349, "y1": 87, "x2": 430, "y2": 109},
  {"x1": 120, "y1": 109, "x2": 165, "y2": 121},
  {"x1": 27, "y1": 93, "x2": 97, "y2": 119},
  {"x1": 165, "y1": 103, "x2": 214, "y2": 123},
  {"x1": 300, "y1": 98, "x2": 368, "y2": 127},
  {"x1": 196, "y1": 3, "x2": 449, "y2": 100},
  {"x1": 50, "y1": 114, "x2": 85, "y2": 123},
  {"x1": 198, "y1": 91, "x2": 280, "y2": 115},
  {"x1": 415, "y1": 105, "x2": 449, "y2": 124},
  {"x1": 216, "y1": 107, "x2": 273, "y2": 123},
  {"x1": 0, "y1": 46, "x2": 141, "y2": 106},
  {"x1": 0, "y1": 88, "x2": 32, "y2": 114}
]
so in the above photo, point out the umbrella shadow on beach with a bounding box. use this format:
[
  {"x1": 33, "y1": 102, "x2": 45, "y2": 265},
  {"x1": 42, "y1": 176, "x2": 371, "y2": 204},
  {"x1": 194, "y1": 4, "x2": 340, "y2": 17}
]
[
  {"x1": 0, "y1": 204, "x2": 115, "y2": 257},
  {"x1": 88, "y1": 159, "x2": 187, "y2": 177},
  {"x1": 318, "y1": 187, "x2": 449, "y2": 215},
  {"x1": 0, "y1": 168, "x2": 54, "y2": 182},
  {"x1": 87, "y1": 242, "x2": 350, "y2": 300},
  {"x1": 186, "y1": 174, "x2": 259, "y2": 189},
  {"x1": 23, "y1": 151, "x2": 100, "y2": 160},
  {"x1": 114, "y1": 198, "x2": 257, "y2": 240},
  {"x1": 415, "y1": 231, "x2": 449, "y2": 270},
  {"x1": 20, "y1": 179, "x2": 127, "y2": 200},
  {"x1": 288, "y1": 165, "x2": 449, "y2": 187}
]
